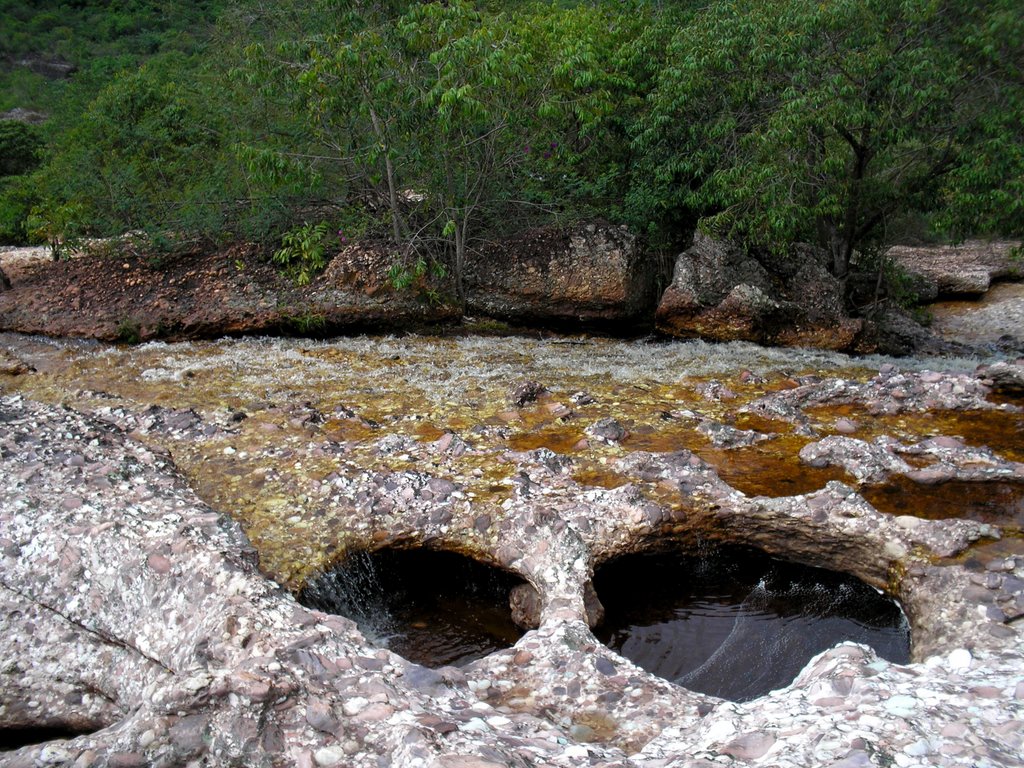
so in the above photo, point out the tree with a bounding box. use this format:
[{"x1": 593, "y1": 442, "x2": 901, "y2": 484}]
[
  {"x1": 398, "y1": 1, "x2": 544, "y2": 295},
  {"x1": 633, "y1": 0, "x2": 1024, "y2": 284},
  {"x1": 33, "y1": 52, "x2": 235, "y2": 241},
  {"x1": 295, "y1": 1, "x2": 556, "y2": 295},
  {"x1": 290, "y1": 1, "x2": 681, "y2": 293},
  {"x1": 0, "y1": 121, "x2": 42, "y2": 178}
]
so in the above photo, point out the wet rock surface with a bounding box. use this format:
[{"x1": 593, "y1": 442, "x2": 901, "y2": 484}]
[
  {"x1": 1, "y1": 335, "x2": 1023, "y2": 766},
  {"x1": 927, "y1": 284, "x2": 1024, "y2": 355}
]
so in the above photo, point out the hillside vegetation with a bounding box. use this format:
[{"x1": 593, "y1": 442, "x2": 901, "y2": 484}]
[{"x1": 1, "y1": 0, "x2": 1021, "y2": 298}]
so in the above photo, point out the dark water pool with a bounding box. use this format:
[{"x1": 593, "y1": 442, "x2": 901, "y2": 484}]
[
  {"x1": 0, "y1": 726, "x2": 95, "y2": 753},
  {"x1": 594, "y1": 547, "x2": 910, "y2": 701},
  {"x1": 297, "y1": 548, "x2": 526, "y2": 667}
]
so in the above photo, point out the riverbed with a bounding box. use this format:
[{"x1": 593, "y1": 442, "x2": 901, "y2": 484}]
[
  {"x1": 2, "y1": 326, "x2": 1024, "y2": 766},
  {"x1": 1, "y1": 330, "x2": 1012, "y2": 587}
]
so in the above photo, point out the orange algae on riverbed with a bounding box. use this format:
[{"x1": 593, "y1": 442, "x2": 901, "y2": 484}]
[
  {"x1": 805, "y1": 404, "x2": 1024, "y2": 463},
  {"x1": 863, "y1": 476, "x2": 1024, "y2": 528},
  {"x1": 3, "y1": 332, "x2": 1021, "y2": 586}
]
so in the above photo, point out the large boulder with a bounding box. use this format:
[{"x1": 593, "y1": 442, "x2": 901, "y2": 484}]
[
  {"x1": 465, "y1": 222, "x2": 663, "y2": 329},
  {"x1": 655, "y1": 234, "x2": 866, "y2": 350}
]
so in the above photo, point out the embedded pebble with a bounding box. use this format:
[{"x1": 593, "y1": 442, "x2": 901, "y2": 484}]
[{"x1": 2, "y1": 350, "x2": 1023, "y2": 768}]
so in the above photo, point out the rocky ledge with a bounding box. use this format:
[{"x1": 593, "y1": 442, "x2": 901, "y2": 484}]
[
  {"x1": 464, "y1": 223, "x2": 663, "y2": 330},
  {"x1": 888, "y1": 240, "x2": 1022, "y2": 299},
  {"x1": 2, "y1": 361, "x2": 1023, "y2": 767},
  {"x1": 0, "y1": 244, "x2": 459, "y2": 342},
  {"x1": 3, "y1": 233, "x2": 1018, "y2": 355}
]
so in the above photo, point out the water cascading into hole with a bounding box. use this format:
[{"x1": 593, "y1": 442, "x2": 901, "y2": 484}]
[
  {"x1": 297, "y1": 547, "x2": 528, "y2": 667},
  {"x1": 593, "y1": 545, "x2": 910, "y2": 702}
]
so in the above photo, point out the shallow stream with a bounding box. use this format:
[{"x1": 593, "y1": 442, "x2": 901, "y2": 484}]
[{"x1": 1, "y1": 330, "x2": 1021, "y2": 696}]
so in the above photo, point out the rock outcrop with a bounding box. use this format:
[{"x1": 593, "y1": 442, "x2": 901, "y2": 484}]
[
  {"x1": 0, "y1": 108, "x2": 48, "y2": 124},
  {"x1": 978, "y1": 359, "x2": 1024, "y2": 395},
  {"x1": 888, "y1": 240, "x2": 1022, "y2": 298},
  {"x1": 3, "y1": 349, "x2": 1024, "y2": 766},
  {"x1": 14, "y1": 54, "x2": 77, "y2": 80},
  {"x1": 465, "y1": 223, "x2": 664, "y2": 329},
  {"x1": 655, "y1": 234, "x2": 866, "y2": 350},
  {"x1": 0, "y1": 243, "x2": 459, "y2": 342}
]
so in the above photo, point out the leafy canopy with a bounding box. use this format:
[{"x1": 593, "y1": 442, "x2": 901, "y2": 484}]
[
  {"x1": 4, "y1": 0, "x2": 1020, "y2": 295},
  {"x1": 633, "y1": 0, "x2": 1024, "y2": 274}
]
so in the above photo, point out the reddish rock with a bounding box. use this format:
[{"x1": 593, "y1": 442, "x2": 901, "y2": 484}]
[
  {"x1": 465, "y1": 222, "x2": 663, "y2": 329},
  {"x1": 655, "y1": 234, "x2": 870, "y2": 351},
  {"x1": 0, "y1": 243, "x2": 459, "y2": 342}
]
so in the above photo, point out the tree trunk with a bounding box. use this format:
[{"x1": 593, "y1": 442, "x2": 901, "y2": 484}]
[
  {"x1": 453, "y1": 219, "x2": 467, "y2": 303},
  {"x1": 366, "y1": 103, "x2": 407, "y2": 245}
]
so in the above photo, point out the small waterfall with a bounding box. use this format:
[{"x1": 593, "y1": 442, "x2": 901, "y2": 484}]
[
  {"x1": 298, "y1": 551, "x2": 399, "y2": 647},
  {"x1": 297, "y1": 547, "x2": 527, "y2": 667}
]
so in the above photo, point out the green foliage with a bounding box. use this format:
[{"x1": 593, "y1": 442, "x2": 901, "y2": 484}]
[
  {"x1": 288, "y1": 0, "x2": 679, "y2": 293},
  {"x1": 282, "y1": 310, "x2": 328, "y2": 335},
  {"x1": 29, "y1": 52, "x2": 248, "y2": 244},
  {"x1": 9, "y1": 0, "x2": 1020, "y2": 291},
  {"x1": 633, "y1": 0, "x2": 1024, "y2": 276},
  {"x1": 0, "y1": 122, "x2": 43, "y2": 177},
  {"x1": 387, "y1": 256, "x2": 447, "y2": 291},
  {"x1": 115, "y1": 317, "x2": 142, "y2": 344},
  {"x1": 273, "y1": 221, "x2": 333, "y2": 286},
  {"x1": 26, "y1": 201, "x2": 84, "y2": 259},
  {"x1": 0, "y1": 1, "x2": 226, "y2": 114},
  {"x1": 0, "y1": 122, "x2": 45, "y2": 244},
  {"x1": 0, "y1": 175, "x2": 40, "y2": 244}
]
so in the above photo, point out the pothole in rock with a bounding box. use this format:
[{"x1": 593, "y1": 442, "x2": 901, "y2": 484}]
[
  {"x1": 297, "y1": 547, "x2": 528, "y2": 667},
  {"x1": 863, "y1": 477, "x2": 1024, "y2": 528},
  {"x1": 593, "y1": 546, "x2": 910, "y2": 702}
]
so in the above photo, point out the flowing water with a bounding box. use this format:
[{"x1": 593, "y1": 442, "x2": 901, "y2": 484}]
[{"x1": 1, "y1": 330, "x2": 1019, "y2": 687}]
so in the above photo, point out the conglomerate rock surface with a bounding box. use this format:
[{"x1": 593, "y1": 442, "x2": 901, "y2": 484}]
[
  {"x1": 464, "y1": 223, "x2": 663, "y2": 330},
  {"x1": 887, "y1": 240, "x2": 1021, "y2": 299},
  {"x1": 2, "y1": 350, "x2": 1024, "y2": 767}
]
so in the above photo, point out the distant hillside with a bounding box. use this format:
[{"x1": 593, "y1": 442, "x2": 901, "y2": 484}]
[{"x1": 0, "y1": 0, "x2": 225, "y2": 114}]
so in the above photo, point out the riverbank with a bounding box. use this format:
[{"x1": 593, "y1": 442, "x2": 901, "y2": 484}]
[{"x1": 0, "y1": 237, "x2": 1019, "y2": 355}]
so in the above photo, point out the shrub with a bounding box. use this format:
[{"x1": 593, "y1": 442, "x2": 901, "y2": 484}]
[{"x1": 272, "y1": 221, "x2": 332, "y2": 285}]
